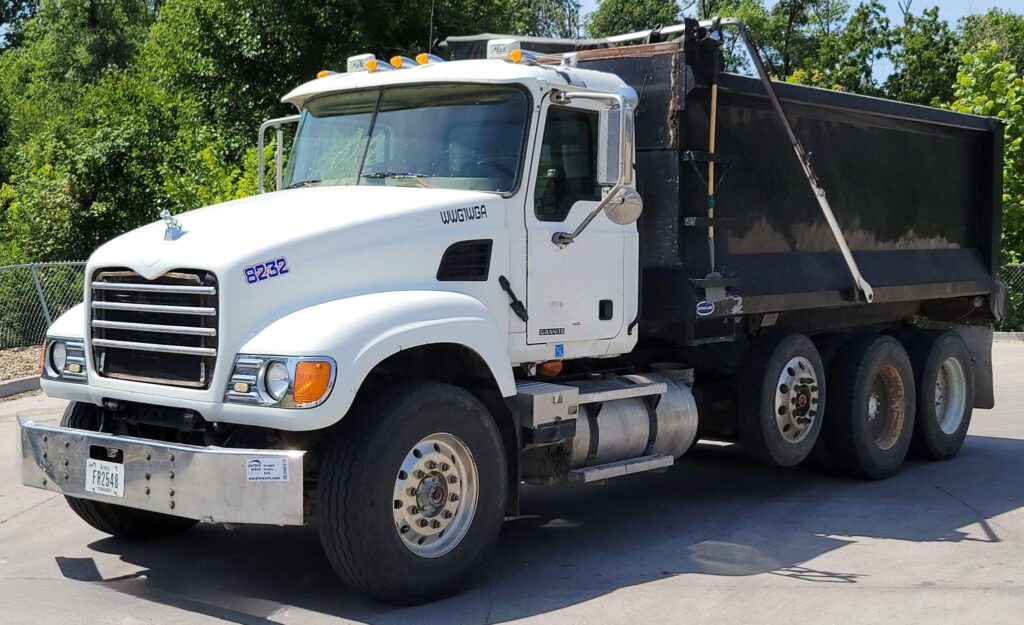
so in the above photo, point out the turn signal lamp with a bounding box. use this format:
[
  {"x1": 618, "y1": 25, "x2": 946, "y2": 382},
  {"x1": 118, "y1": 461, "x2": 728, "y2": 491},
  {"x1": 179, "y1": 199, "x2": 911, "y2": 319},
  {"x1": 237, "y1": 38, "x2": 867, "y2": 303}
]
[
  {"x1": 538, "y1": 360, "x2": 564, "y2": 377},
  {"x1": 293, "y1": 360, "x2": 333, "y2": 405}
]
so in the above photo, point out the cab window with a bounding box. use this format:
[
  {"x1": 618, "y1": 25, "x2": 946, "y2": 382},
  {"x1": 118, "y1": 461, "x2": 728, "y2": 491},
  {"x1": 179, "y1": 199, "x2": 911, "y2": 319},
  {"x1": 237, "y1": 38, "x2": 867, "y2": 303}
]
[{"x1": 533, "y1": 106, "x2": 601, "y2": 222}]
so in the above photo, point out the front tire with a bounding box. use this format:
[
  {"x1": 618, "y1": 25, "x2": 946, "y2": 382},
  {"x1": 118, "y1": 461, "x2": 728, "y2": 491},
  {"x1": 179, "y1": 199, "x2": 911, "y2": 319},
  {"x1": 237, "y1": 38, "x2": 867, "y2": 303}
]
[
  {"x1": 317, "y1": 381, "x2": 507, "y2": 605},
  {"x1": 61, "y1": 402, "x2": 197, "y2": 540}
]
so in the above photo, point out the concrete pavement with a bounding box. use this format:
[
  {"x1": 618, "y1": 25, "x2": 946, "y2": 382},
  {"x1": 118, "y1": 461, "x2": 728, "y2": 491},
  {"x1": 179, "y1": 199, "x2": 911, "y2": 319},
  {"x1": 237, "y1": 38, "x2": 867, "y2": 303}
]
[{"x1": 2, "y1": 345, "x2": 1024, "y2": 624}]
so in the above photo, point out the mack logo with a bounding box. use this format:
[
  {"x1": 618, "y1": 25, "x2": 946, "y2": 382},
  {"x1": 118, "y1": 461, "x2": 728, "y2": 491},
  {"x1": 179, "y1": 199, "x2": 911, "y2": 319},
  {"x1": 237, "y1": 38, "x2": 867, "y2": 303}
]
[
  {"x1": 539, "y1": 328, "x2": 565, "y2": 336},
  {"x1": 440, "y1": 204, "x2": 488, "y2": 225}
]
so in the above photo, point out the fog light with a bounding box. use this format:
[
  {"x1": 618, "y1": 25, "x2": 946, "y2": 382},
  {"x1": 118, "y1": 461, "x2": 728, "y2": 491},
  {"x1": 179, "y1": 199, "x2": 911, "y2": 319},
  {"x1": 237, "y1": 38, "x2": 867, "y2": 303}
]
[{"x1": 265, "y1": 361, "x2": 290, "y2": 401}]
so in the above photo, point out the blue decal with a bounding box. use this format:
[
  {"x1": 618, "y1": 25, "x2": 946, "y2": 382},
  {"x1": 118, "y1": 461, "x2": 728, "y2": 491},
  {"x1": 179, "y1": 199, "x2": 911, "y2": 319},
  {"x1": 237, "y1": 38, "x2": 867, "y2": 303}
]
[
  {"x1": 696, "y1": 300, "x2": 715, "y2": 316},
  {"x1": 554, "y1": 344, "x2": 565, "y2": 358},
  {"x1": 244, "y1": 257, "x2": 290, "y2": 284}
]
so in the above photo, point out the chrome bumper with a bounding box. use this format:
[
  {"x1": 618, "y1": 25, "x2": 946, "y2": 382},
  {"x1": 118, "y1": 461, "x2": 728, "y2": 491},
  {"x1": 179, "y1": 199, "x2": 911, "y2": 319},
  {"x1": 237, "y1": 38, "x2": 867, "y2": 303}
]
[{"x1": 17, "y1": 416, "x2": 305, "y2": 526}]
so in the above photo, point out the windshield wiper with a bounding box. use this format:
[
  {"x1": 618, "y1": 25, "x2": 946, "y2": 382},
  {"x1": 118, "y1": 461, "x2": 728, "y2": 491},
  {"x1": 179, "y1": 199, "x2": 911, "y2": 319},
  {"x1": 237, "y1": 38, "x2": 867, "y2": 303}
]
[
  {"x1": 362, "y1": 171, "x2": 433, "y2": 188},
  {"x1": 285, "y1": 178, "x2": 321, "y2": 189}
]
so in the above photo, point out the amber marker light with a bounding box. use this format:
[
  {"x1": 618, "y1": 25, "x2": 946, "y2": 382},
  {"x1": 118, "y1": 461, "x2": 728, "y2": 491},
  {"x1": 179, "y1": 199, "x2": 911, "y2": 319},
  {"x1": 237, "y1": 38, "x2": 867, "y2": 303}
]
[
  {"x1": 509, "y1": 48, "x2": 523, "y2": 63},
  {"x1": 293, "y1": 360, "x2": 333, "y2": 405},
  {"x1": 316, "y1": 69, "x2": 330, "y2": 79},
  {"x1": 538, "y1": 360, "x2": 564, "y2": 377}
]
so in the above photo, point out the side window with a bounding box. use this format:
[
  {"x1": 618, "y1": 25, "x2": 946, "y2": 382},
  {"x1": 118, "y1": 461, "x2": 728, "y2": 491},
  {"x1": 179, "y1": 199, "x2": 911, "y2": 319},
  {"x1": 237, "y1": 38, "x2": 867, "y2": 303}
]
[{"x1": 534, "y1": 106, "x2": 600, "y2": 222}]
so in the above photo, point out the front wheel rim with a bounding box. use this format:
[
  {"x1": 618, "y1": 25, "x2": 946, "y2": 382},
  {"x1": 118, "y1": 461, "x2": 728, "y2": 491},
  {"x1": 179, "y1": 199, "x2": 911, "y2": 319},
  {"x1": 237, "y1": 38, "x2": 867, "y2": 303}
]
[
  {"x1": 392, "y1": 433, "x2": 479, "y2": 558},
  {"x1": 935, "y1": 356, "x2": 967, "y2": 435}
]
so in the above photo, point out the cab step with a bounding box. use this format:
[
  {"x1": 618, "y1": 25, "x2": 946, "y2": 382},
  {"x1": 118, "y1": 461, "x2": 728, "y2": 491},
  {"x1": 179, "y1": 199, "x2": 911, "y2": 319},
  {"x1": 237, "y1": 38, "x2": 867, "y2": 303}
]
[{"x1": 568, "y1": 454, "x2": 674, "y2": 483}]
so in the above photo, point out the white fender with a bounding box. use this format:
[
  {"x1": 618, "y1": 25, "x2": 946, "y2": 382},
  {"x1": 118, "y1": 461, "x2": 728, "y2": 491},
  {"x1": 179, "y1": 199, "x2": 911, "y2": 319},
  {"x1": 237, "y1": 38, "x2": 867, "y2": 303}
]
[
  {"x1": 47, "y1": 302, "x2": 87, "y2": 338},
  {"x1": 238, "y1": 290, "x2": 516, "y2": 428}
]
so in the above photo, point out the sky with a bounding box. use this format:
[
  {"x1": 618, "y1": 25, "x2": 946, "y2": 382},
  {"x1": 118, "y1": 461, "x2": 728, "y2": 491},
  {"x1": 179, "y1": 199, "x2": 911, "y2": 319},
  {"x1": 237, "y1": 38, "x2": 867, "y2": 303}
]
[{"x1": 578, "y1": 1, "x2": 1024, "y2": 27}]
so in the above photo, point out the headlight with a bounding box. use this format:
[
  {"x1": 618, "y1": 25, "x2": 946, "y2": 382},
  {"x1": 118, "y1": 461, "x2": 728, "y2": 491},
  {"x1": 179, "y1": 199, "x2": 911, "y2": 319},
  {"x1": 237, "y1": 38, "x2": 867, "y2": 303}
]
[
  {"x1": 50, "y1": 341, "x2": 67, "y2": 372},
  {"x1": 225, "y1": 355, "x2": 336, "y2": 408},
  {"x1": 42, "y1": 337, "x2": 86, "y2": 383},
  {"x1": 265, "y1": 361, "x2": 290, "y2": 400}
]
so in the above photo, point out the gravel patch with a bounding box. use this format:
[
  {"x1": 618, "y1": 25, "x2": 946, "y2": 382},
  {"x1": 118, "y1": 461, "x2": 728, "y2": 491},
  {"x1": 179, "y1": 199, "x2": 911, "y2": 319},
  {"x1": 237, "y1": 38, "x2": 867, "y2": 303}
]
[{"x1": 1, "y1": 346, "x2": 42, "y2": 381}]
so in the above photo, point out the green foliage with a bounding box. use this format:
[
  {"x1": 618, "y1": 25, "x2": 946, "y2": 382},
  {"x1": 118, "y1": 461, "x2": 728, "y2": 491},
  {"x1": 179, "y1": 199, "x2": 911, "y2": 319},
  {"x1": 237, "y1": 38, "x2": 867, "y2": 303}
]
[
  {"x1": 959, "y1": 9, "x2": 1024, "y2": 75},
  {"x1": 950, "y1": 44, "x2": 1024, "y2": 264},
  {"x1": 885, "y1": 7, "x2": 958, "y2": 105},
  {"x1": 586, "y1": 0, "x2": 680, "y2": 38}
]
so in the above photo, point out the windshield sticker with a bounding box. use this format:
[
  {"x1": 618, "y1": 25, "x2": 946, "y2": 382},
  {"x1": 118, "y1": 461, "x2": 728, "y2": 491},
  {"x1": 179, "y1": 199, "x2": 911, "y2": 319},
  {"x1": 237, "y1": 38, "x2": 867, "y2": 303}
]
[
  {"x1": 244, "y1": 256, "x2": 290, "y2": 284},
  {"x1": 441, "y1": 204, "x2": 488, "y2": 225}
]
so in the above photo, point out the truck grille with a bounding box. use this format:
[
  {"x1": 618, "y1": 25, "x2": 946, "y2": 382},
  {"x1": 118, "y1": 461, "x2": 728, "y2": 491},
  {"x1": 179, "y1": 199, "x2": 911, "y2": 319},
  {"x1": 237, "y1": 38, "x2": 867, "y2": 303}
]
[{"x1": 90, "y1": 269, "x2": 219, "y2": 389}]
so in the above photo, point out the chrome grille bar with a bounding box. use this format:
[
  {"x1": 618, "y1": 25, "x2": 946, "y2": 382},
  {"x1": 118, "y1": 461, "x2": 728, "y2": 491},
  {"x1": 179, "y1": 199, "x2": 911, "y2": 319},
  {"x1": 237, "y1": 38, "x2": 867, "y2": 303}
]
[
  {"x1": 90, "y1": 268, "x2": 219, "y2": 388},
  {"x1": 91, "y1": 301, "x2": 216, "y2": 316},
  {"x1": 91, "y1": 319, "x2": 217, "y2": 336},
  {"x1": 90, "y1": 281, "x2": 216, "y2": 295},
  {"x1": 92, "y1": 338, "x2": 217, "y2": 357}
]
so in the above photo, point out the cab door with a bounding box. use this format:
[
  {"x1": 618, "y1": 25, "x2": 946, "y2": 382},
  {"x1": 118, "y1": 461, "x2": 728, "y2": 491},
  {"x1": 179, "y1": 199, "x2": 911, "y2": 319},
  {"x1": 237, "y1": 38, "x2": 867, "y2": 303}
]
[{"x1": 525, "y1": 98, "x2": 627, "y2": 345}]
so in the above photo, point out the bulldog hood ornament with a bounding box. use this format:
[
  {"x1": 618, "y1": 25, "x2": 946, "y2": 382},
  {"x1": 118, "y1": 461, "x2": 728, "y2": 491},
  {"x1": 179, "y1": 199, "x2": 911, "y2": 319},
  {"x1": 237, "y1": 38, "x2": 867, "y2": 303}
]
[{"x1": 160, "y1": 209, "x2": 185, "y2": 241}]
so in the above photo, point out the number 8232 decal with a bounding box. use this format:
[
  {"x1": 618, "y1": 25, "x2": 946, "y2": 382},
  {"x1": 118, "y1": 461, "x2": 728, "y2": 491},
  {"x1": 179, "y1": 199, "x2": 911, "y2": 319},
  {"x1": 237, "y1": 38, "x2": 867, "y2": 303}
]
[{"x1": 243, "y1": 257, "x2": 290, "y2": 284}]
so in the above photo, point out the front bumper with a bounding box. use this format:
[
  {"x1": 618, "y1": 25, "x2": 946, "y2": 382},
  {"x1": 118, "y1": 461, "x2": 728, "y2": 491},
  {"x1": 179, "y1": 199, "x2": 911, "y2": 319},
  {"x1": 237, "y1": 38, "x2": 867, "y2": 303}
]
[{"x1": 17, "y1": 416, "x2": 305, "y2": 526}]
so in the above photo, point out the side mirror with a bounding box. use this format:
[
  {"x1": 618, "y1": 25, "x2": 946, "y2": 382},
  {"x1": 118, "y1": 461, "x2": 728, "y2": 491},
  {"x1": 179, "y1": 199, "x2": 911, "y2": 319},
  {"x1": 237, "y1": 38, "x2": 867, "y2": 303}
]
[
  {"x1": 597, "y1": 106, "x2": 634, "y2": 188},
  {"x1": 604, "y1": 187, "x2": 643, "y2": 225},
  {"x1": 257, "y1": 115, "x2": 301, "y2": 193}
]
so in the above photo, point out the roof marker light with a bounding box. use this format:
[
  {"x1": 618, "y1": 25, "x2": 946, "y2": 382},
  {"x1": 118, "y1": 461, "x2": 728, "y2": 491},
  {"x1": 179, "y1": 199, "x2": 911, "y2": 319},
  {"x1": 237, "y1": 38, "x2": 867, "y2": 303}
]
[
  {"x1": 487, "y1": 38, "x2": 520, "y2": 61},
  {"x1": 346, "y1": 53, "x2": 392, "y2": 73},
  {"x1": 415, "y1": 52, "x2": 444, "y2": 65},
  {"x1": 316, "y1": 70, "x2": 335, "y2": 79},
  {"x1": 389, "y1": 55, "x2": 417, "y2": 69}
]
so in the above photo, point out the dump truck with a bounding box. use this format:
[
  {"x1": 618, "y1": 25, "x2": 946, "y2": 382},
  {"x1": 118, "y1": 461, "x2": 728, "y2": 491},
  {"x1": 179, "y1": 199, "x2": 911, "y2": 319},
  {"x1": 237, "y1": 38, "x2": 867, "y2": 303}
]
[{"x1": 19, "y1": 18, "x2": 1005, "y2": 604}]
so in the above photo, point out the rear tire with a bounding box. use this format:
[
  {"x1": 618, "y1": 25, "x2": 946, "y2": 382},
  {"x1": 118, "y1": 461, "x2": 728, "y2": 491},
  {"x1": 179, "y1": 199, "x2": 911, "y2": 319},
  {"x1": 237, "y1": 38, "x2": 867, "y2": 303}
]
[
  {"x1": 739, "y1": 333, "x2": 826, "y2": 467},
  {"x1": 61, "y1": 402, "x2": 197, "y2": 540},
  {"x1": 823, "y1": 335, "x2": 916, "y2": 479},
  {"x1": 805, "y1": 332, "x2": 855, "y2": 471},
  {"x1": 907, "y1": 330, "x2": 974, "y2": 460},
  {"x1": 317, "y1": 381, "x2": 507, "y2": 605}
]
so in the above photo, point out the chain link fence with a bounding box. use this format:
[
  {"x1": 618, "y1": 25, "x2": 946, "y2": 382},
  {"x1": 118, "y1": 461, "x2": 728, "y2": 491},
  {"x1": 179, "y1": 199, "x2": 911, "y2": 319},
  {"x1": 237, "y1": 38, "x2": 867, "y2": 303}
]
[
  {"x1": 1, "y1": 261, "x2": 1024, "y2": 348},
  {"x1": 0, "y1": 262, "x2": 86, "y2": 349}
]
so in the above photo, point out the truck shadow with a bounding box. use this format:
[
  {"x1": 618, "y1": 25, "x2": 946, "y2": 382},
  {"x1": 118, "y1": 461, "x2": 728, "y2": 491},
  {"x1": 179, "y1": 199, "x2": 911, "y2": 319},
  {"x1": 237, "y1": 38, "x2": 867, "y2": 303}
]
[{"x1": 82, "y1": 433, "x2": 1023, "y2": 624}]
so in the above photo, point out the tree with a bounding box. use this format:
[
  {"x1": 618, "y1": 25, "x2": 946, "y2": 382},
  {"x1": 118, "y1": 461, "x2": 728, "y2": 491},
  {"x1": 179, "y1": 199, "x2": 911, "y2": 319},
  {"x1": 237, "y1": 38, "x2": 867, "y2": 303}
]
[
  {"x1": 514, "y1": 0, "x2": 583, "y2": 39},
  {"x1": 792, "y1": 0, "x2": 890, "y2": 94},
  {"x1": 885, "y1": 6, "x2": 958, "y2": 105},
  {"x1": 949, "y1": 45, "x2": 1024, "y2": 263},
  {"x1": 959, "y1": 9, "x2": 1024, "y2": 75},
  {"x1": 586, "y1": 0, "x2": 680, "y2": 38}
]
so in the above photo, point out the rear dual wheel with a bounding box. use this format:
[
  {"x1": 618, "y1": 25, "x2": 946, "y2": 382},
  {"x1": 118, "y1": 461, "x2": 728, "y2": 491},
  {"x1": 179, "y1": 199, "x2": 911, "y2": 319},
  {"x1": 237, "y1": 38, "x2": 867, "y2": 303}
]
[
  {"x1": 822, "y1": 334, "x2": 916, "y2": 479},
  {"x1": 906, "y1": 330, "x2": 974, "y2": 460},
  {"x1": 739, "y1": 333, "x2": 826, "y2": 467}
]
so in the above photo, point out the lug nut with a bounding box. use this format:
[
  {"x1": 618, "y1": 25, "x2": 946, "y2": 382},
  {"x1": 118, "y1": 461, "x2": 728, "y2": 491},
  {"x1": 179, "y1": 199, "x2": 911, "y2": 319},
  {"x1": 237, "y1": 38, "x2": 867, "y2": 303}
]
[
  {"x1": 409, "y1": 506, "x2": 421, "y2": 515},
  {"x1": 407, "y1": 487, "x2": 418, "y2": 496},
  {"x1": 427, "y1": 461, "x2": 438, "y2": 469},
  {"x1": 449, "y1": 493, "x2": 459, "y2": 502},
  {"x1": 64, "y1": 440, "x2": 70, "y2": 448},
  {"x1": 42, "y1": 452, "x2": 47, "y2": 460},
  {"x1": 169, "y1": 471, "x2": 175, "y2": 479},
  {"x1": 440, "y1": 463, "x2": 450, "y2": 472},
  {"x1": 169, "y1": 454, "x2": 175, "y2": 462},
  {"x1": 169, "y1": 501, "x2": 176, "y2": 509},
  {"x1": 144, "y1": 487, "x2": 150, "y2": 495},
  {"x1": 63, "y1": 472, "x2": 69, "y2": 480},
  {"x1": 448, "y1": 475, "x2": 458, "y2": 484},
  {"x1": 443, "y1": 511, "x2": 454, "y2": 519},
  {"x1": 414, "y1": 470, "x2": 426, "y2": 479},
  {"x1": 145, "y1": 452, "x2": 151, "y2": 461},
  {"x1": 431, "y1": 520, "x2": 441, "y2": 529},
  {"x1": 63, "y1": 458, "x2": 69, "y2": 467},
  {"x1": 168, "y1": 489, "x2": 175, "y2": 497},
  {"x1": 42, "y1": 435, "x2": 48, "y2": 443},
  {"x1": 418, "y1": 519, "x2": 430, "y2": 528},
  {"x1": 145, "y1": 473, "x2": 151, "y2": 480},
  {"x1": 41, "y1": 477, "x2": 47, "y2": 486}
]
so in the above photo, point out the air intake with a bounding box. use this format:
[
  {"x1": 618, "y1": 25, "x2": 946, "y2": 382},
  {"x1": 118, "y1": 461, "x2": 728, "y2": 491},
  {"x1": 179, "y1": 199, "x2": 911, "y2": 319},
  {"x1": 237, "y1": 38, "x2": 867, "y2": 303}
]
[{"x1": 436, "y1": 240, "x2": 493, "y2": 282}]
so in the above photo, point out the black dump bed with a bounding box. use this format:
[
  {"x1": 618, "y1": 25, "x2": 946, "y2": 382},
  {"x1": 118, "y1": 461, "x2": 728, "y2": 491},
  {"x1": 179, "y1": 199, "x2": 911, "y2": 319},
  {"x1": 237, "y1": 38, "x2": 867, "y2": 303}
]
[{"x1": 446, "y1": 25, "x2": 1005, "y2": 346}]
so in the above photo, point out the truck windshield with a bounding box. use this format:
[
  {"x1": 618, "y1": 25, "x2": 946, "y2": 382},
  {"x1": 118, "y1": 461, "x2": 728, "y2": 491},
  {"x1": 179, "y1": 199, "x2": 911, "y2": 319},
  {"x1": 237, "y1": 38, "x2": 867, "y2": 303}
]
[{"x1": 284, "y1": 84, "x2": 530, "y2": 194}]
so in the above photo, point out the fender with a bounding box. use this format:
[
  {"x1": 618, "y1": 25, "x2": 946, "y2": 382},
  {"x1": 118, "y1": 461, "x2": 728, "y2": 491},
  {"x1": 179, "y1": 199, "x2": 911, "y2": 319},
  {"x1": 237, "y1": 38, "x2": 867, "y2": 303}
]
[
  {"x1": 46, "y1": 302, "x2": 86, "y2": 339},
  {"x1": 239, "y1": 290, "x2": 516, "y2": 429}
]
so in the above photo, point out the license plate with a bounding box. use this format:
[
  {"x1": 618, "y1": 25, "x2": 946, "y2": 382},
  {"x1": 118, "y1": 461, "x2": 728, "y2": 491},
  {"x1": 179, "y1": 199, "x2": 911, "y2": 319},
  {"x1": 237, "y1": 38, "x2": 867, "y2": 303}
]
[{"x1": 85, "y1": 458, "x2": 124, "y2": 498}]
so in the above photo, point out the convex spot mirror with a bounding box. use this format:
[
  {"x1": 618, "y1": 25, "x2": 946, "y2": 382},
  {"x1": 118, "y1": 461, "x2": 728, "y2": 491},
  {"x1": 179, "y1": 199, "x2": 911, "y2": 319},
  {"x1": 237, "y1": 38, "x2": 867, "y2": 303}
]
[{"x1": 605, "y1": 187, "x2": 643, "y2": 225}]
